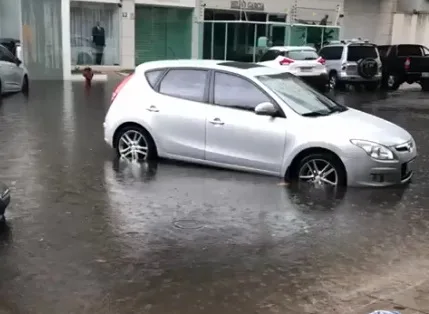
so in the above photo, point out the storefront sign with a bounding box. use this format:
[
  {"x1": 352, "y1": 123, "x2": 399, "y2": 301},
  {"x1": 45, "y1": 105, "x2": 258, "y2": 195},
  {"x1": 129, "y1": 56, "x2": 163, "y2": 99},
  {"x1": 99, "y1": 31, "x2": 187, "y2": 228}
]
[{"x1": 230, "y1": 0, "x2": 265, "y2": 11}]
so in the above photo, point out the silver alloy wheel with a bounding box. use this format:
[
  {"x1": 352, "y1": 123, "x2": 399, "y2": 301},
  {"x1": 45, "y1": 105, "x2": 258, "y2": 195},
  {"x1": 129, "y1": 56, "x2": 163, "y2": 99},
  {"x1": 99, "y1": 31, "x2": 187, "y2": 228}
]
[
  {"x1": 298, "y1": 159, "x2": 338, "y2": 187},
  {"x1": 387, "y1": 75, "x2": 395, "y2": 88},
  {"x1": 118, "y1": 130, "x2": 148, "y2": 161},
  {"x1": 329, "y1": 75, "x2": 336, "y2": 89}
]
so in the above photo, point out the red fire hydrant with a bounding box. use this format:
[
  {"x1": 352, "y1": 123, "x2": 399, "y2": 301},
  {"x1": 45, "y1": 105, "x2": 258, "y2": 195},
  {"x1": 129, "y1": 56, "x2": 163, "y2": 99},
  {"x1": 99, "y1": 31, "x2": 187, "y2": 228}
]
[{"x1": 82, "y1": 67, "x2": 94, "y2": 87}]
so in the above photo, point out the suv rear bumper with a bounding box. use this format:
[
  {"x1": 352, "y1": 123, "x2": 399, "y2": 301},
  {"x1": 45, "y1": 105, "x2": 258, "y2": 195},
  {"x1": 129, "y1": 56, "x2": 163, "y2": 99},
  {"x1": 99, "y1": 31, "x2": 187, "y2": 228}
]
[{"x1": 339, "y1": 72, "x2": 382, "y2": 83}]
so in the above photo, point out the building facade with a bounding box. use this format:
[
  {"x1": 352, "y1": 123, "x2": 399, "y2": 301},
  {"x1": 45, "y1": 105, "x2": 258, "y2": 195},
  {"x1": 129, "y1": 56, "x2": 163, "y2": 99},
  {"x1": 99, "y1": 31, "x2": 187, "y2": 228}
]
[{"x1": 15, "y1": 0, "x2": 428, "y2": 80}]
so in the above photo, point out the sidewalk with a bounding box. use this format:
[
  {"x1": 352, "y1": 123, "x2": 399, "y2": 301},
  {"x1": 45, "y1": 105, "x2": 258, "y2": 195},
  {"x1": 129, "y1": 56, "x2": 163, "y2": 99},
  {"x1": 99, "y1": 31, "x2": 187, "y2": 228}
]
[{"x1": 357, "y1": 280, "x2": 429, "y2": 314}]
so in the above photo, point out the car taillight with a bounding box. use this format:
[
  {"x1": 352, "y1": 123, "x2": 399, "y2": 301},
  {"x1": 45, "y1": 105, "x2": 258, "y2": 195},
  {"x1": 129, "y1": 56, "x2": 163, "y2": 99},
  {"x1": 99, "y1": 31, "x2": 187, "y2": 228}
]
[
  {"x1": 279, "y1": 57, "x2": 294, "y2": 65},
  {"x1": 404, "y1": 57, "x2": 411, "y2": 71},
  {"x1": 317, "y1": 57, "x2": 326, "y2": 65},
  {"x1": 111, "y1": 73, "x2": 134, "y2": 102}
]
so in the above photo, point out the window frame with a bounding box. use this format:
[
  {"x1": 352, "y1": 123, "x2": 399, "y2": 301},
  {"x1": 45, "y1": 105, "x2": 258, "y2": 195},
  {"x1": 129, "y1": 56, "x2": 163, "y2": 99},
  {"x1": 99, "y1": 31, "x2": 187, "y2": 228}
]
[
  {"x1": 153, "y1": 67, "x2": 211, "y2": 103},
  {"x1": 208, "y1": 69, "x2": 286, "y2": 118},
  {"x1": 397, "y1": 44, "x2": 424, "y2": 57},
  {"x1": 319, "y1": 46, "x2": 343, "y2": 60},
  {"x1": 145, "y1": 69, "x2": 167, "y2": 88},
  {"x1": 0, "y1": 45, "x2": 16, "y2": 63}
]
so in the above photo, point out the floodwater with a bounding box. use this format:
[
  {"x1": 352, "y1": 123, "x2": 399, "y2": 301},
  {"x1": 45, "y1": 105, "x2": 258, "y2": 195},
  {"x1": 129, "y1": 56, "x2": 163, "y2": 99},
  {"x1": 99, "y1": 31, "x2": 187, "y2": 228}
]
[{"x1": 0, "y1": 81, "x2": 429, "y2": 313}]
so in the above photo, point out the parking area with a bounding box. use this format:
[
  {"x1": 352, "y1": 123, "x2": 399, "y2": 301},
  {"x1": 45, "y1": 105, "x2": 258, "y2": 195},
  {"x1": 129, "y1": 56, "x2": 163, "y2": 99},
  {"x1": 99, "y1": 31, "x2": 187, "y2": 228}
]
[{"x1": 1, "y1": 81, "x2": 429, "y2": 313}]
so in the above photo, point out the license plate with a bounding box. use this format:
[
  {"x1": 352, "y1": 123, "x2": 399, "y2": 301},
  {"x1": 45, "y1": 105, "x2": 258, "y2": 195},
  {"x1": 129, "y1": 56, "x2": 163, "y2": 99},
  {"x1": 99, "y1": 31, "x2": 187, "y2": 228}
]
[
  {"x1": 300, "y1": 67, "x2": 313, "y2": 72},
  {"x1": 422, "y1": 72, "x2": 429, "y2": 77}
]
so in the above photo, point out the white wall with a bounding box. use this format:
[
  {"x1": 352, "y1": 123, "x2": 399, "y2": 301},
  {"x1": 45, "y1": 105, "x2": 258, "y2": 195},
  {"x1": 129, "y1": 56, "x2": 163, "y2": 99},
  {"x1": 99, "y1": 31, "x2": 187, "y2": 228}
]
[
  {"x1": 342, "y1": 0, "x2": 395, "y2": 44},
  {"x1": 391, "y1": 13, "x2": 429, "y2": 47},
  {"x1": 342, "y1": 0, "x2": 380, "y2": 42},
  {"x1": 0, "y1": 0, "x2": 21, "y2": 38},
  {"x1": 120, "y1": 0, "x2": 135, "y2": 68},
  {"x1": 397, "y1": 0, "x2": 429, "y2": 13}
]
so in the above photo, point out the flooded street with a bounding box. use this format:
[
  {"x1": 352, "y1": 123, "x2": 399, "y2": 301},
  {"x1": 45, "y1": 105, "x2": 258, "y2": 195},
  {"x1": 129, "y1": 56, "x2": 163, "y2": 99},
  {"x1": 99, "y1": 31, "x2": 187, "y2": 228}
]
[{"x1": 1, "y1": 81, "x2": 429, "y2": 313}]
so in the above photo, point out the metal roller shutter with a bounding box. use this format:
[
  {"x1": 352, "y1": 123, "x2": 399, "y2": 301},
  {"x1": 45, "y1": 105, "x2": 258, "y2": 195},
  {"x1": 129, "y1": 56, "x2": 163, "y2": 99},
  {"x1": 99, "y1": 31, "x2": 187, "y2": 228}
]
[{"x1": 135, "y1": 6, "x2": 193, "y2": 65}]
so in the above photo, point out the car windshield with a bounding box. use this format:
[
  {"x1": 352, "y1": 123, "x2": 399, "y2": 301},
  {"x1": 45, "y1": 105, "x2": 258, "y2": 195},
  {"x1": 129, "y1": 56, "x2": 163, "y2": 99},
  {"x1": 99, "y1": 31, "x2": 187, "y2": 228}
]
[
  {"x1": 257, "y1": 72, "x2": 347, "y2": 116},
  {"x1": 347, "y1": 45, "x2": 378, "y2": 61},
  {"x1": 287, "y1": 50, "x2": 318, "y2": 60}
]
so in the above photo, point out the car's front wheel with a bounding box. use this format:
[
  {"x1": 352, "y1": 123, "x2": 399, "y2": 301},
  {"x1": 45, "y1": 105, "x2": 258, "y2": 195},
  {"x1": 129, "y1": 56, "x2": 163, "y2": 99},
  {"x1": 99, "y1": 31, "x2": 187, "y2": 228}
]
[
  {"x1": 114, "y1": 125, "x2": 157, "y2": 162},
  {"x1": 297, "y1": 152, "x2": 347, "y2": 187}
]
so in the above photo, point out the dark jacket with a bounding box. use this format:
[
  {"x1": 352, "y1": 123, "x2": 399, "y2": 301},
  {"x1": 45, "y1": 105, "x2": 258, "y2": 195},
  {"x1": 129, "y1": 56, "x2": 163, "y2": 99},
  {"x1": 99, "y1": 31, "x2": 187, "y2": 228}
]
[{"x1": 92, "y1": 26, "x2": 105, "y2": 47}]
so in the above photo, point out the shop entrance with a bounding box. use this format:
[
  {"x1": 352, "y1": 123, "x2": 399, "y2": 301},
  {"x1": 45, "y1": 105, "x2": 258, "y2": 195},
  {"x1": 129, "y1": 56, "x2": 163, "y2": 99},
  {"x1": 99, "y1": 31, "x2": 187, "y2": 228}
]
[
  {"x1": 135, "y1": 6, "x2": 193, "y2": 65},
  {"x1": 200, "y1": 10, "x2": 340, "y2": 62}
]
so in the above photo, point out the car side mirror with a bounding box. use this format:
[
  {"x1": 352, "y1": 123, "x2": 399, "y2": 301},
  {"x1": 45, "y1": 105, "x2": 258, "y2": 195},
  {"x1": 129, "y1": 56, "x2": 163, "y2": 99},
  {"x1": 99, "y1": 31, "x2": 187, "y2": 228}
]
[
  {"x1": 255, "y1": 102, "x2": 277, "y2": 116},
  {"x1": 15, "y1": 59, "x2": 22, "y2": 66}
]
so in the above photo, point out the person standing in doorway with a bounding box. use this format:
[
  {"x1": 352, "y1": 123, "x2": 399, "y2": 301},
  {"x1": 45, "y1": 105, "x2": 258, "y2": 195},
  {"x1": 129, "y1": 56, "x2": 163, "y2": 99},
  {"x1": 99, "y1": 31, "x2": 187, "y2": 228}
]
[{"x1": 92, "y1": 22, "x2": 105, "y2": 65}]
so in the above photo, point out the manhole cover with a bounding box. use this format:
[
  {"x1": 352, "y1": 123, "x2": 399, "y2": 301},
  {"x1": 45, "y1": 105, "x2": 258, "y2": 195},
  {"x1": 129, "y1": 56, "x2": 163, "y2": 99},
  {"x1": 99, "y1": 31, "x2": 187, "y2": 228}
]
[{"x1": 172, "y1": 219, "x2": 204, "y2": 230}]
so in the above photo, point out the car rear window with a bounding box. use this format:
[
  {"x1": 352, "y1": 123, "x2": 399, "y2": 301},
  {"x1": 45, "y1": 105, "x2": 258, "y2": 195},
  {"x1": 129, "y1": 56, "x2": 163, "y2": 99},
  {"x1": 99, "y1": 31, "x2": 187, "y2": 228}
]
[
  {"x1": 347, "y1": 45, "x2": 378, "y2": 61},
  {"x1": 260, "y1": 50, "x2": 284, "y2": 62},
  {"x1": 397, "y1": 45, "x2": 423, "y2": 57},
  {"x1": 286, "y1": 50, "x2": 319, "y2": 60}
]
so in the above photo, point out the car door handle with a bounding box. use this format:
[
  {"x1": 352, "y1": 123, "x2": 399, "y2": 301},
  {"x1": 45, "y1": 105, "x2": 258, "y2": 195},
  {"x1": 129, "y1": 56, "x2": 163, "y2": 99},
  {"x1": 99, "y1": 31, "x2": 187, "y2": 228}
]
[
  {"x1": 209, "y1": 117, "x2": 224, "y2": 125},
  {"x1": 146, "y1": 105, "x2": 159, "y2": 112}
]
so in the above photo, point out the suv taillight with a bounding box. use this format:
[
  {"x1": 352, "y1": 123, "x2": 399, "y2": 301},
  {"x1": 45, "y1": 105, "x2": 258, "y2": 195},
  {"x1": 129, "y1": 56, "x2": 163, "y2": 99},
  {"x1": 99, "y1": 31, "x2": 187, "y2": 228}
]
[
  {"x1": 279, "y1": 57, "x2": 294, "y2": 65},
  {"x1": 317, "y1": 57, "x2": 326, "y2": 65},
  {"x1": 111, "y1": 74, "x2": 134, "y2": 102},
  {"x1": 404, "y1": 57, "x2": 411, "y2": 71}
]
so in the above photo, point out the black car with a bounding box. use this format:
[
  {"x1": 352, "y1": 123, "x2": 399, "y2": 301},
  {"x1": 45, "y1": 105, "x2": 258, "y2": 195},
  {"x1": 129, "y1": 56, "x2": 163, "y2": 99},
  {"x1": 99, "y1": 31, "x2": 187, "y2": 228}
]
[
  {"x1": 0, "y1": 182, "x2": 10, "y2": 223},
  {"x1": 378, "y1": 44, "x2": 429, "y2": 91}
]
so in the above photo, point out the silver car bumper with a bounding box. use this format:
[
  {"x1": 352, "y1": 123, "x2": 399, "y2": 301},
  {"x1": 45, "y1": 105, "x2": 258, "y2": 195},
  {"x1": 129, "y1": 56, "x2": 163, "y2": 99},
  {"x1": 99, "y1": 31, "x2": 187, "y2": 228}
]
[
  {"x1": 344, "y1": 152, "x2": 417, "y2": 187},
  {"x1": 339, "y1": 72, "x2": 382, "y2": 83}
]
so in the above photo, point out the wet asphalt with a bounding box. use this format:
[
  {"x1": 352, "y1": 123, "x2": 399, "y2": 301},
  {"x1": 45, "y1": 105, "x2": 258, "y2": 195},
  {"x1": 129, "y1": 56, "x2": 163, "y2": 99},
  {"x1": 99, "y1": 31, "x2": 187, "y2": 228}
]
[{"x1": 0, "y1": 81, "x2": 429, "y2": 313}]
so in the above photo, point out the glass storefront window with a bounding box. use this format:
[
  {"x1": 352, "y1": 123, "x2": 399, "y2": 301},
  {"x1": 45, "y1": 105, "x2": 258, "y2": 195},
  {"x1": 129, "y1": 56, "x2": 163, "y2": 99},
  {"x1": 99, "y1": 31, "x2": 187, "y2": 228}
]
[{"x1": 70, "y1": 1, "x2": 120, "y2": 66}]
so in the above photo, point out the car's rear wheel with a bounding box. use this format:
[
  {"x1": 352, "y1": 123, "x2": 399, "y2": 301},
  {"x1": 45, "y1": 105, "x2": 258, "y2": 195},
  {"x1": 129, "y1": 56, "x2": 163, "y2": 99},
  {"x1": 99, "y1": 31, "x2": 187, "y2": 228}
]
[
  {"x1": 114, "y1": 125, "x2": 157, "y2": 162},
  {"x1": 297, "y1": 153, "x2": 347, "y2": 187},
  {"x1": 21, "y1": 75, "x2": 29, "y2": 94},
  {"x1": 387, "y1": 75, "x2": 401, "y2": 90},
  {"x1": 329, "y1": 72, "x2": 344, "y2": 90},
  {"x1": 421, "y1": 79, "x2": 429, "y2": 92}
]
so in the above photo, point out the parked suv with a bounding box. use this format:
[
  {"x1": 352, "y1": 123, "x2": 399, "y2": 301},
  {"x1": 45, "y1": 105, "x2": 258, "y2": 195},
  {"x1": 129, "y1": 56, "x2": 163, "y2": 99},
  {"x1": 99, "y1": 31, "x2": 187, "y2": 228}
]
[{"x1": 319, "y1": 40, "x2": 382, "y2": 90}]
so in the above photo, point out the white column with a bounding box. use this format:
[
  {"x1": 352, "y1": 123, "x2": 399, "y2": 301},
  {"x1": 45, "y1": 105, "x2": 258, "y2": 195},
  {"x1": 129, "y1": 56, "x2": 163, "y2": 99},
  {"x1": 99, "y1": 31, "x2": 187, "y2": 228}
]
[
  {"x1": 375, "y1": 0, "x2": 396, "y2": 44},
  {"x1": 61, "y1": 0, "x2": 71, "y2": 80},
  {"x1": 120, "y1": 0, "x2": 135, "y2": 69}
]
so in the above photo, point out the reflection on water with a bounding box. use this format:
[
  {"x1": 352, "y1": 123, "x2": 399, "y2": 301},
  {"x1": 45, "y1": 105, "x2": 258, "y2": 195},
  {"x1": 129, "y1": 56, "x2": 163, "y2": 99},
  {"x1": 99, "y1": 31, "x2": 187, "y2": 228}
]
[{"x1": 103, "y1": 158, "x2": 410, "y2": 257}]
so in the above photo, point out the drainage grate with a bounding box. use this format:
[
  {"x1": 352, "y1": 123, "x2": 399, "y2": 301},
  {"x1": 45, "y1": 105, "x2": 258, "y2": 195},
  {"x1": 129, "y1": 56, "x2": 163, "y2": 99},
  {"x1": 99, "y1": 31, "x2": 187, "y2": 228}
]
[{"x1": 172, "y1": 219, "x2": 204, "y2": 230}]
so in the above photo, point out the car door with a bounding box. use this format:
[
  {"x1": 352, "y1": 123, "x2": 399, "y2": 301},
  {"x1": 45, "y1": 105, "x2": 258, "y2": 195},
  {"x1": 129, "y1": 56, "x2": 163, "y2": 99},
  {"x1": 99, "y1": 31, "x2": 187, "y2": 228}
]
[
  {"x1": 0, "y1": 45, "x2": 22, "y2": 90},
  {"x1": 152, "y1": 68, "x2": 209, "y2": 160},
  {"x1": 205, "y1": 71, "x2": 287, "y2": 174},
  {"x1": 319, "y1": 46, "x2": 343, "y2": 73}
]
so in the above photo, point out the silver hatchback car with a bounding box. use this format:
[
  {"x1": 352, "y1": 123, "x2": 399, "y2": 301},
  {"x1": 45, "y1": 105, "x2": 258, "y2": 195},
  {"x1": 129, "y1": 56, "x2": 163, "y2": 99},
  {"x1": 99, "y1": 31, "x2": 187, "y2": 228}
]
[{"x1": 104, "y1": 60, "x2": 416, "y2": 188}]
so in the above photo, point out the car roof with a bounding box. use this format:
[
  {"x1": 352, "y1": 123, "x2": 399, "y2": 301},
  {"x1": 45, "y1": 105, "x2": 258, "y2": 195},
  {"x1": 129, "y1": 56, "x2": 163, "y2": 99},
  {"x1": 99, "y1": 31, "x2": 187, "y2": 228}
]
[
  {"x1": 269, "y1": 46, "x2": 316, "y2": 51},
  {"x1": 135, "y1": 59, "x2": 285, "y2": 77}
]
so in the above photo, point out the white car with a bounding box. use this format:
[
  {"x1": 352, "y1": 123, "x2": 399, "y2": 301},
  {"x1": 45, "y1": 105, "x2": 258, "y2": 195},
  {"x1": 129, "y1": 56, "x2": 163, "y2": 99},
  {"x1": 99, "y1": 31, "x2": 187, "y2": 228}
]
[
  {"x1": 0, "y1": 44, "x2": 29, "y2": 97},
  {"x1": 103, "y1": 60, "x2": 416, "y2": 187},
  {"x1": 259, "y1": 46, "x2": 329, "y2": 92}
]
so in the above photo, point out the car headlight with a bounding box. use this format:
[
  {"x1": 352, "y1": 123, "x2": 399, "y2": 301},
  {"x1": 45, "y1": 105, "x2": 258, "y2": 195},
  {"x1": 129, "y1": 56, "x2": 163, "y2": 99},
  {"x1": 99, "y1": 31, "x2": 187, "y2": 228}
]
[{"x1": 350, "y1": 139, "x2": 395, "y2": 160}]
